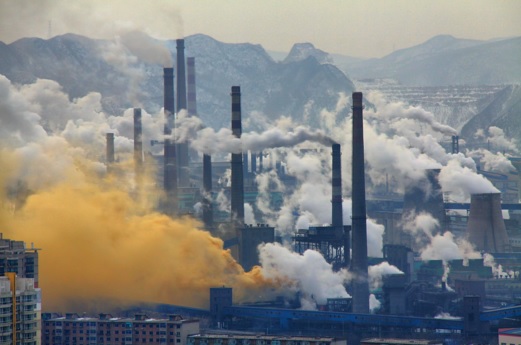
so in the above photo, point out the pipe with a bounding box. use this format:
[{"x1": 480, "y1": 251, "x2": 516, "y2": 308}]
[
  {"x1": 203, "y1": 154, "x2": 214, "y2": 229},
  {"x1": 187, "y1": 57, "x2": 197, "y2": 116},
  {"x1": 351, "y1": 92, "x2": 369, "y2": 314},
  {"x1": 176, "y1": 39, "x2": 190, "y2": 187},
  {"x1": 106, "y1": 133, "x2": 115, "y2": 173},
  {"x1": 163, "y1": 67, "x2": 177, "y2": 216},
  {"x1": 134, "y1": 108, "x2": 143, "y2": 184},
  {"x1": 230, "y1": 86, "x2": 244, "y2": 228}
]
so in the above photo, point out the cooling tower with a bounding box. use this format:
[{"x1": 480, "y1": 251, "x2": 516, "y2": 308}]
[
  {"x1": 187, "y1": 57, "x2": 197, "y2": 116},
  {"x1": 230, "y1": 86, "x2": 245, "y2": 229},
  {"x1": 203, "y1": 153, "x2": 214, "y2": 229},
  {"x1": 466, "y1": 193, "x2": 510, "y2": 253},
  {"x1": 351, "y1": 92, "x2": 370, "y2": 314},
  {"x1": 133, "y1": 108, "x2": 143, "y2": 182},
  {"x1": 176, "y1": 39, "x2": 190, "y2": 187},
  {"x1": 106, "y1": 133, "x2": 114, "y2": 173},
  {"x1": 163, "y1": 67, "x2": 177, "y2": 215}
]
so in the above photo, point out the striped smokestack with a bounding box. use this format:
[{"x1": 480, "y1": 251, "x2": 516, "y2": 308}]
[
  {"x1": 106, "y1": 133, "x2": 115, "y2": 174},
  {"x1": 187, "y1": 57, "x2": 197, "y2": 116},
  {"x1": 164, "y1": 67, "x2": 177, "y2": 216},
  {"x1": 134, "y1": 108, "x2": 143, "y2": 182},
  {"x1": 351, "y1": 92, "x2": 369, "y2": 314},
  {"x1": 202, "y1": 154, "x2": 214, "y2": 229},
  {"x1": 176, "y1": 39, "x2": 190, "y2": 187},
  {"x1": 230, "y1": 86, "x2": 245, "y2": 229}
]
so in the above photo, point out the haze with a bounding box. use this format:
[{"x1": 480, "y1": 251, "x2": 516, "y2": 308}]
[{"x1": 1, "y1": 0, "x2": 520, "y2": 58}]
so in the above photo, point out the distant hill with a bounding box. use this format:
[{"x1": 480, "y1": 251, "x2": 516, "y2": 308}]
[
  {"x1": 0, "y1": 33, "x2": 355, "y2": 130},
  {"x1": 343, "y1": 35, "x2": 521, "y2": 86}
]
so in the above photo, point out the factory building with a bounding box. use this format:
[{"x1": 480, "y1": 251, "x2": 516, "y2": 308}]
[{"x1": 42, "y1": 313, "x2": 199, "y2": 345}]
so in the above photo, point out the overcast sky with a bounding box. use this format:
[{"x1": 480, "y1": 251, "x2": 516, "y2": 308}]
[{"x1": 1, "y1": 0, "x2": 520, "y2": 58}]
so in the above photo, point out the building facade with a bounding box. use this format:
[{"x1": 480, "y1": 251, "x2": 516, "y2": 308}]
[{"x1": 42, "y1": 313, "x2": 199, "y2": 345}]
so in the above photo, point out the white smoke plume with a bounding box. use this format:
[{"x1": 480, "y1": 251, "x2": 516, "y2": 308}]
[
  {"x1": 476, "y1": 126, "x2": 519, "y2": 153},
  {"x1": 420, "y1": 232, "x2": 481, "y2": 262},
  {"x1": 259, "y1": 243, "x2": 351, "y2": 308},
  {"x1": 467, "y1": 149, "x2": 517, "y2": 174},
  {"x1": 368, "y1": 261, "x2": 404, "y2": 290},
  {"x1": 244, "y1": 203, "x2": 257, "y2": 225},
  {"x1": 369, "y1": 294, "x2": 381, "y2": 313}
]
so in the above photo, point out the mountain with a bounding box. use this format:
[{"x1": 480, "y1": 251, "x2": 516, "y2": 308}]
[
  {"x1": 461, "y1": 84, "x2": 521, "y2": 141},
  {"x1": 343, "y1": 35, "x2": 521, "y2": 86},
  {"x1": 0, "y1": 33, "x2": 355, "y2": 130},
  {"x1": 283, "y1": 43, "x2": 333, "y2": 65}
]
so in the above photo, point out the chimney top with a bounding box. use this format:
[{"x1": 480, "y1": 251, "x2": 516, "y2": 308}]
[
  {"x1": 163, "y1": 67, "x2": 174, "y2": 75},
  {"x1": 231, "y1": 86, "x2": 241, "y2": 94},
  {"x1": 176, "y1": 38, "x2": 185, "y2": 47},
  {"x1": 352, "y1": 92, "x2": 363, "y2": 105}
]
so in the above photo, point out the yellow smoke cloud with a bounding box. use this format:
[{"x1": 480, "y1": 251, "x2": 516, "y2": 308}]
[{"x1": 1, "y1": 151, "x2": 275, "y2": 312}]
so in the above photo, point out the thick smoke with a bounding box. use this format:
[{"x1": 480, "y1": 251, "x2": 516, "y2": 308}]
[
  {"x1": 368, "y1": 262, "x2": 403, "y2": 290},
  {"x1": 475, "y1": 126, "x2": 519, "y2": 153},
  {"x1": 259, "y1": 243, "x2": 351, "y2": 308}
]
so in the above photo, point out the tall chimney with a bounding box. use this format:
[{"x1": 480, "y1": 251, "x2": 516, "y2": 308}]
[
  {"x1": 187, "y1": 57, "x2": 197, "y2": 116},
  {"x1": 176, "y1": 39, "x2": 190, "y2": 187},
  {"x1": 243, "y1": 152, "x2": 249, "y2": 179},
  {"x1": 163, "y1": 67, "x2": 177, "y2": 215},
  {"x1": 251, "y1": 152, "x2": 257, "y2": 175},
  {"x1": 331, "y1": 143, "x2": 348, "y2": 267},
  {"x1": 106, "y1": 133, "x2": 115, "y2": 173},
  {"x1": 466, "y1": 193, "x2": 510, "y2": 253},
  {"x1": 202, "y1": 154, "x2": 214, "y2": 229},
  {"x1": 351, "y1": 92, "x2": 370, "y2": 314},
  {"x1": 230, "y1": 86, "x2": 244, "y2": 231},
  {"x1": 134, "y1": 108, "x2": 144, "y2": 184},
  {"x1": 259, "y1": 151, "x2": 263, "y2": 173}
]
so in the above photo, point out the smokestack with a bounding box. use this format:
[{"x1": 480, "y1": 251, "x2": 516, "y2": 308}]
[
  {"x1": 259, "y1": 151, "x2": 263, "y2": 173},
  {"x1": 451, "y1": 135, "x2": 459, "y2": 154},
  {"x1": 134, "y1": 108, "x2": 143, "y2": 184},
  {"x1": 163, "y1": 67, "x2": 177, "y2": 216},
  {"x1": 176, "y1": 39, "x2": 190, "y2": 187},
  {"x1": 230, "y1": 86, "x2": 245, "y2": 230},
  {"x1": 331, "y1": 143, "x2": 349, "y2": 267},
  {"x1": 106, "y1": 133, "x2": 115, "y2": 174},
  {"x1": 251, "y1": 152, "x2": 257, "y2": 175},
  {"x1": 466, "y1": 193, "x2": 510, "y2": 253},
  {"x1": 187, "y1": 57, "x2": 197, "y2": 116},
  {"x1": 202, "y1": 154, "x2": 214, "y2": 229},
  {"x1": 351, "y1": 92, "x2": 370, "y2": 314},
  {"x1": 243, "y1": 152, "x2": 249, "y2": 179}
]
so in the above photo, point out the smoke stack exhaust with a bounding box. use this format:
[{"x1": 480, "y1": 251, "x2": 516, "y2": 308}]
[
  {"x1": 351, "y1": 92, "x2": 370, "y2": 314},
  {"x1": 230, "y1": 86, "x2": 245, "y2": 233},
  {"x1": 466, "y1": 193, "x2": 510, "y2": 253},
  {"x1": 134, "y1": 108, "x2": 143, "y2": 185},
  {"x1": 203, "y1": 154, "x2": 214, "y2": 230},
  {"x1": 163, "y1": 67, "x2": 177, "y2": 215},
  {"x1": 176, "y1": 39, "x2": 190, "y2": 187}
]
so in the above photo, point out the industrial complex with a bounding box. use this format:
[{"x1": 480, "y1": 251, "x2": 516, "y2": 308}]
[{"x1": 2, "y1": 37, "x2": 521, "y2": 345}]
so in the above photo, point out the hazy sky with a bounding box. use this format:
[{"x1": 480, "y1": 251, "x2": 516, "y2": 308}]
[{"x1": 1, "y1": 0, "x2": 520, "y2": 58}]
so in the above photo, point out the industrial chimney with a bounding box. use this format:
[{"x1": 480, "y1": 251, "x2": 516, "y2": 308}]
[
  {"x1": 230, "y1": 86, "x2": 245, "y2": 235},
  {"x1": 466, "y1": 193, "x2": 510, "y2": 253},
  {"x1": 251, "y1": 152, "x2": 257, "y2": 175},
  {"x1": 351, "y1": 92, "x2": 370, "y2": 314},
  {"x1": 202, "y1": 154, "x2": 214, "y2": 230},
  {"x1": 163, "y1": 67, "x2": 177, "y2": 216},
  {"x1": 176, "y1": 39, "x2": 190, "y2": 187},
  {"x1": 106, "y1": 133, "x2": 115, "y2": 174},
  {"x1": 187, "y1": 57, "x2": 197, "y2": 116},
  {"x1": 331, "y1": 143, "x2": 349, "y2": 267},
  {"x1": 134, "y1": 108, "x2": 144, "y2": 185}
]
